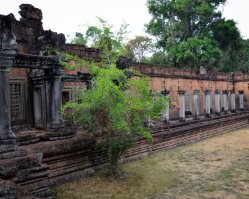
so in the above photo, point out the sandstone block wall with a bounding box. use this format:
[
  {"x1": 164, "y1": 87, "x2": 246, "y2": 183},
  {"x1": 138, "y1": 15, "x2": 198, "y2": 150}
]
[{"x1": 5, "y1": 3, "x2": 249, "y2": 121}]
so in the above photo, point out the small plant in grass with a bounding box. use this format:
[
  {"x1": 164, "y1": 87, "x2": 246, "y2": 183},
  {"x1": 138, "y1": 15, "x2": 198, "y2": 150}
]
[{"x1": 62, "y1": 18, "x2": 170, "y2": 176}]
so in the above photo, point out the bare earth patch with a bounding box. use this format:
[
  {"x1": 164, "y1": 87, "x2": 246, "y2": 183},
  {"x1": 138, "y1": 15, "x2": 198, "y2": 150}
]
[{"x1": 54, "y1": 127, "x2": 249, "y2": 199}]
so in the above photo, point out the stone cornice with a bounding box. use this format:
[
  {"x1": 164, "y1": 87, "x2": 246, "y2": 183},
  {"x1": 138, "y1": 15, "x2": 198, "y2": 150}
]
[{"x1": 13, "y1": 54, "x2": 60, "y2": 69}]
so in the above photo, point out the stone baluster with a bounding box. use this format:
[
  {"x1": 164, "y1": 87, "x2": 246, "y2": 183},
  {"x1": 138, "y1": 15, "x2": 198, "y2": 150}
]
[
  {"x1": 161, "y1": 89, "x2": 170, "y2": 124},
  {"x1": 0, "y1": 14, "x2": 17, "y2": 144},
  {"x1": 239, "y1": 90, "x2": 244, "y2": 111},
  {"x1": 215, "y1": 90, "x2": 221, "y2": 115},
  {"x1": 223, "y1": 90, "x2": 229, "y2": 113},
  {"x1": 48, "y1": 67, "x2": 65, "y2": 129},
  {"x1": 178, "y1": 90, "x2": 186, "y2": 122},
  {"x1": 204, "y1": 90, "x2": 211, "y2": 117},
  {"x1": 230, "y1": 90, "x2": 236, "y2": 112},
  {"x1": 193, "y1": 90, "x2": 200, "y2": 120},
  {"x1": 0, "y1": 54, "x2": 16, "y2": 144}
]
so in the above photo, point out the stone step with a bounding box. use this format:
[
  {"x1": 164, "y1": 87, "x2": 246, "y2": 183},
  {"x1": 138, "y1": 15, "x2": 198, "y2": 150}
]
[
  {"x1": 0, "y1": 153, "x2": 43, "y2": 179},
  {"x1": 0, "y1": 145, "x2": 27, "y2": 160},
  {"x1": 14, "y1": 165, "x2": 50, "y2": 183}
]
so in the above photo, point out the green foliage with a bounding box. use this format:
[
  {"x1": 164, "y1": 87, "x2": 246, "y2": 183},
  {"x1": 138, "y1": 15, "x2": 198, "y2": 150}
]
[
  {"x1": 62, "y1": 18, "x2": 170, "y2": 175},
  {"x1": 211, "y1": 19, "x2": 245, "y2": 72},
  {"x1": 146, "y1": 0, "x2": 226, "y2": 48},
  {"x1": 237, "y1": 40, "x2": 249, "y2": 73},
  {"x1": 168, "y1": 37, "x2": 223, "y2": 69},
  {"x1": 125, "y1": 36, "x2": 154, "y2": 62},
  {"x1": 212, "y1": 19, "x2": 242, "y2": 51},
  {"x1": 147, "y1": 50, "x2": 171, "y2": 66},
  {"x1": 71, "y1": 32, "x2": 87, "y2": 46},
  {"x1": 145, "y1": 0, "x2": 228, "y2": 70},
  {"x1": 82, "y1": 17, "x2": 129, "y2": 65},
  {"x1": 145, "y1": 0, "x2": 249, "y2": 72}
]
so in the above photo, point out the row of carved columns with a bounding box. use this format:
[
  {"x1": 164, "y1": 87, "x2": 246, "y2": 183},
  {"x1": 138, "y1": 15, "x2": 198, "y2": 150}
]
[{"x1": 176, "y1": 89, "x2": 244, "y2": 122}]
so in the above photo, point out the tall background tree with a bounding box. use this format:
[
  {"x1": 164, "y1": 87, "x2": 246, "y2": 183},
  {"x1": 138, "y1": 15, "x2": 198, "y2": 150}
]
[
  {"x1": 125, "y1": 36, "x2": 153, "y2": 62},
  {"x1": 146, "y1": 0, "x2": 248, "y2": 72},
  {"x1": 71, "y1": 32, "x2": 87, "y2": 46}
]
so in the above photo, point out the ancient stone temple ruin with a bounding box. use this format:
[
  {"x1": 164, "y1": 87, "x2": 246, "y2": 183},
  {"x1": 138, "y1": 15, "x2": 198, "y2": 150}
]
[{"x1": 1, "y1": 4, "x2": 249, "y2": 198}]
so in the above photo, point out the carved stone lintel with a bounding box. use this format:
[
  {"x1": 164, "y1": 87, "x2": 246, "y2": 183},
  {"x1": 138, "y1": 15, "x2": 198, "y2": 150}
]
[
  {"x1": 52, "y1": 66, "x2": 64, "y2": 76},
  {"x1": 178, "y1": 90, "x2": 186, "y2": 95},
  {"x1": 215, "y1": 89, "x2": 220, "y2": 94},
  {"x1": 204, "y1": 89, "x2": 211, "y2": 95},
  {"x1": 223, "y1": 90, "x2": 229, "y2": 95},
  {"x1": 161, "y1": 89, "x2": 170, "y2": 96}
]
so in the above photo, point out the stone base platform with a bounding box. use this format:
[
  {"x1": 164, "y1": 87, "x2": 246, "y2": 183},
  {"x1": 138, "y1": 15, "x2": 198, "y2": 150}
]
[{"x1": 1, "y1": 112, "x2": 249, "y2": 198}]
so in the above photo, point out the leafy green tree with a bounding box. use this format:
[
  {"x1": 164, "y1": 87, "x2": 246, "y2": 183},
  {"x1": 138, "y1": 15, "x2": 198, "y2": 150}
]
[
  {"x1": 146, "y1": 0, "x2": 227, "y2": 68},
  {"x1": 71, "y1": 32, "x2": 87, "y2": 46},
  {"x1": 168, "y1": 37, "x2": 223, "y2": 69},
  {"x1": 146, "y1": 0, "x2": 226, "y2": 47},
  {"x1": 212, "y1": 19, "x2": 242, "y2": 51},
  {"x1": 62, "y1": 19, "x2": 170, "y2": 175},
  {"x1": 125, "y1": 36, "x2": 153, "y2": 62},
  {"x1": 147, "y1": 50, "x2": 169, "y2": 66},
  {"x1": 211, "y1": 19, "x2": 243, "y2": 72},
  {"x1": 237, "y1": 39, "x2": 249, "y2": 73}
]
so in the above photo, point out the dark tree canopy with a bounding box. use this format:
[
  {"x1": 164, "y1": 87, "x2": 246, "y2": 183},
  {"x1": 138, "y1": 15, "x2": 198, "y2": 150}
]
[
  {"x1": 145, "y1": 0, "x2": 249, "y2": 72},
  {"x1": 146, "y1": 0, "x2": 226, "y2": 48}
]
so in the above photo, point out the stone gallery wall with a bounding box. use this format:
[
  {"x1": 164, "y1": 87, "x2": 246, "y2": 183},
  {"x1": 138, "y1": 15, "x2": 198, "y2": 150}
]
[
  {"x1": 7, "y1": 3, "x2": 249, "y2": 119},
  {"x1": 2, "y1": 4, "x2": 249, "y2": 199}
]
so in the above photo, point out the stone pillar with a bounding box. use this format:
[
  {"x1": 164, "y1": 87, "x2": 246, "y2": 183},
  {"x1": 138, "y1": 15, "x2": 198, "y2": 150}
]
[
  {"x1": 178, "y1": 90, "x2": 186, "y2": 121},
  {"x1": 239, "y1": 90, "x2": 244, "y2": 111},
  {"x1": 193, "y1": 90, "x2": 200, "y2": 120},
  {"x1": 230, "y1": 90, "x2": 236, "y2": 112},
  {"x1": 48, "y1": 67, "x2": 65, "y2": 129},
  {"x1": 215, "y1": 90, "x2": 221, "y2": 115},
  {"x1": 161, "y1": 89, "x2": 170, "y2": 124},
  {"x1": 223, "y1": 90, "x2": 229, "y2": 113},
  {"x1": 204, "y1": 90, "x2": 211, "y2": 117},
  {"x1": 0, "y1": 14, "x2": 17, "y2": 144}
]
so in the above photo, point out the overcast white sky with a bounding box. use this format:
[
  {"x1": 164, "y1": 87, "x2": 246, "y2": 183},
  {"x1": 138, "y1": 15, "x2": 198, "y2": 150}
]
[{"x1": 1, "y1": 0, "x2": 249, "y2": 42}]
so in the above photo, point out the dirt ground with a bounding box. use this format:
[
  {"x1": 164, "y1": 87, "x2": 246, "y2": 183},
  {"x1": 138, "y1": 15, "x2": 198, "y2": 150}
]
[{"x1": 54, "y1": 127, "x2": 249, "y2": 199}]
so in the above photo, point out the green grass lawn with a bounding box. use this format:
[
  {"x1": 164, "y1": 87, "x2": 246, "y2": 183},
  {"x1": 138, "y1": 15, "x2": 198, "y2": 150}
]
[{"x1": 54, "y1": 127, "x2": 249, "y2": 199}]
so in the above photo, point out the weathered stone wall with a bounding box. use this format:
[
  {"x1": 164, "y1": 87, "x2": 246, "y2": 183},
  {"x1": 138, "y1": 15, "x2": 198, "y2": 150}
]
[
  {"x1": 10, "y1": 68, "x2": 28, "y2": 80},
  {"x1": 7, "y1": 3, "x2": 249, "y2": 119},
  {"x1": 2, "y1": 4, "x2": 249, "y2": 199},
  {"x1": 132, "y1": 63, "x2": 239, "y2": 117},
  {"x1": 64, "y1": 44, "x2": 101, "y2": 61},
  {"x1": 62, "y1": 45, "x2": 249, "y2": 117},
  {"x1": 14, "y1": 4, "x2": 43, "y2": 55}
]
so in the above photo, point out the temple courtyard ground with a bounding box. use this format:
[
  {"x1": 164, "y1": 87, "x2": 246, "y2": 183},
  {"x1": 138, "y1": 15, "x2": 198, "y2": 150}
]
[{"x1": 54, "y1": 127, "x2": 249, "y2": 199}]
